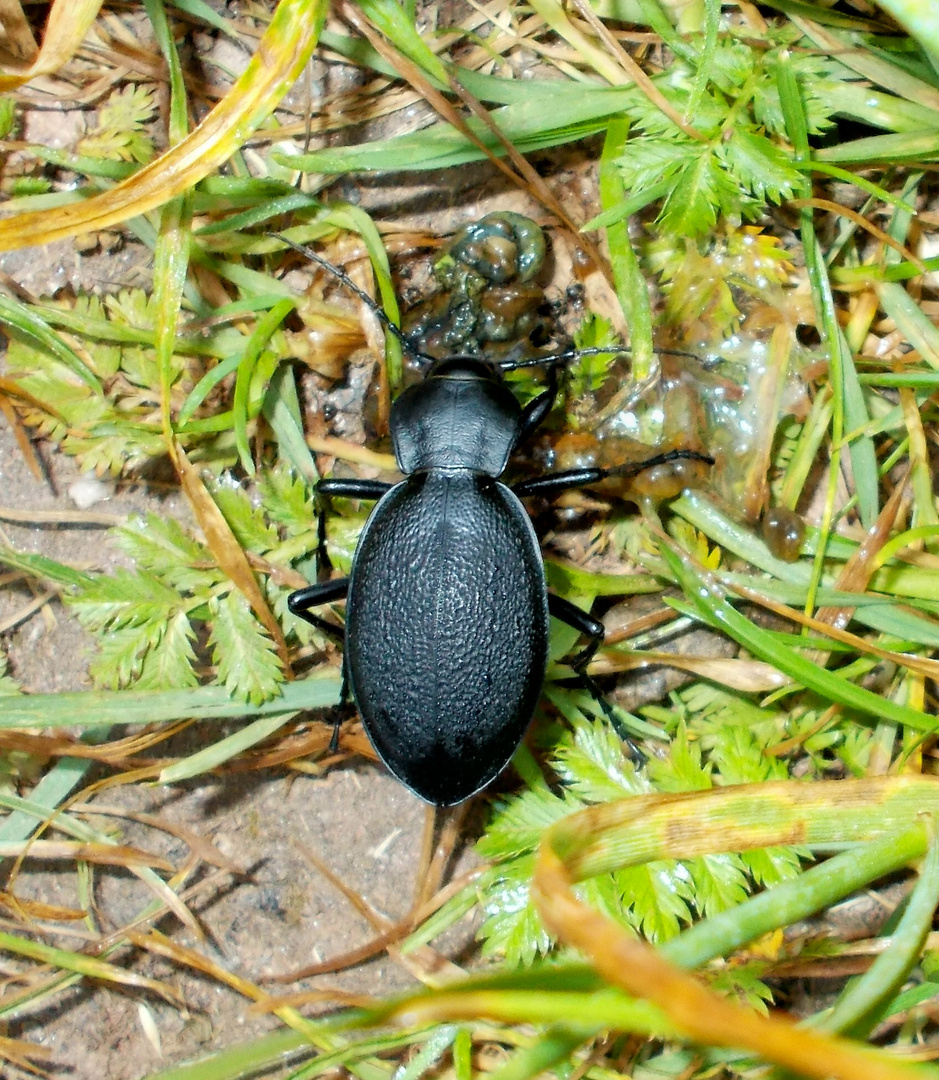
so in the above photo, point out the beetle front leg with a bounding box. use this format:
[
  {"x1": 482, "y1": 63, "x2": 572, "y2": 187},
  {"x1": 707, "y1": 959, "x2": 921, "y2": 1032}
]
[{"x1": 313, "y1": 478, "x2": 392, "y2": 578}]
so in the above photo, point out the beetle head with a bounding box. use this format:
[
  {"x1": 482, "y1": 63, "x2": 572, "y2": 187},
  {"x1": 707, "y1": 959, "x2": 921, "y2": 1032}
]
[
  {"x1": 426, "y1": 356, "x2": 502, "y2": 382},
  {"x1": 391, "y1": 359, "x2": 522, "y2": 477}
]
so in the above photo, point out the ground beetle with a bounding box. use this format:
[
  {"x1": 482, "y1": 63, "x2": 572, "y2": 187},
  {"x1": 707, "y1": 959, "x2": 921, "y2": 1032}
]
[{"x1": 283, "y1": 235, "x2": 712, "y2": 806}]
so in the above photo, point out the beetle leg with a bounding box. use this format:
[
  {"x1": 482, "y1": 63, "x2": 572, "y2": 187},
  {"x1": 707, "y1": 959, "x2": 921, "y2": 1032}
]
[
  {"x1": 515, "y1": 362, "x2": 559, "y2": 444},
  {"x1": 548, "y1": 592, "x2": 604, "y2": 670},
  {"x1": 512, "y1": 449, "x2": 713, "y2": 499},
  {"x1": 329, "y1": 661, "x2": 351, "y2": 754},
  {"x1": 313, "y1": 480, "x2": 391, "y2": 577},
  {"x1": 289, "y1": 579, "x2": 353, "y2": 750},
  {"x1": 548, "y1": 593, "x2": 645, "y2": 764},
  {"x1": 287, "y1": 577, "x2": 349, "y2": 642},
  {"x1": 318, "y1": 478, "x2": 392, "y2": 499}
]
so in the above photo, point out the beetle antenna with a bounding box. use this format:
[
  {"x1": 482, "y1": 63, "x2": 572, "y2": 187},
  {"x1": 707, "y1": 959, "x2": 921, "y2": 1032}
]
[
  {"x1": 614, "y1": 447, "x2": 714, "y2": 474},
  {"x1": 499, "y1": 345, "x2": 704, "y2": 372},
  {"x1": 271, "y1": 233, "x2": 438, "y2": 367}
]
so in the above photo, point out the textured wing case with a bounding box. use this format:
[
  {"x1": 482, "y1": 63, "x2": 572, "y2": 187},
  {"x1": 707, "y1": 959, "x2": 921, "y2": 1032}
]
[{"x1": 346, "y1": 471, "x2": 548, "y2": 804}]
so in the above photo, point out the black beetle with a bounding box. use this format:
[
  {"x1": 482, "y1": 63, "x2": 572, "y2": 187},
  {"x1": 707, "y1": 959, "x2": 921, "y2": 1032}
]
[{"x1": 283, "y1": 238, "x2": 711, "y2": 805}]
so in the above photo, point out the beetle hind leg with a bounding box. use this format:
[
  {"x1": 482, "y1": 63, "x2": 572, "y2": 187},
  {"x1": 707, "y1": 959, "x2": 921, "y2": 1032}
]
[
  {"x1": 548, "y1": 593, "x2": 645, "y2": 763},
  {"x1": 548, "y1": 593, "x2": 603, "y2": 670},
  {"x1": 328, "y1": 661, "x2": 351, "y2": 754}
]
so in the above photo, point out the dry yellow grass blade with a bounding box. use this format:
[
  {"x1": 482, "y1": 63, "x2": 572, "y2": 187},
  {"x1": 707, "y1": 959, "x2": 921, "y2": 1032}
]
[
  {"x1": 0, "y1": 0, "x2": 103, "y2": 91},
  {"x1": 533, "y1": 843, "x2": 929, "y2": 1080},
  {"x1": 591, "y1": 651, "x2": 790, "y2": 691},
  {"x1": 0, "y1": 0, "x2": 328, "y2": 250},
  {"x1": 0, "y1": 1032, "x2": 52, "y2": 1077},
  {"x1": 174, "y1": 442, "x2": 290, "y2": 673},
  {"x1": 0, "y1": 839, "x2": 174, "y2": 869}
]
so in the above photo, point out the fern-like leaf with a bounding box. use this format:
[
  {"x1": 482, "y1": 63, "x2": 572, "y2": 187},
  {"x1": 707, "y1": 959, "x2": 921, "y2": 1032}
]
[
  {"x1": 76, "y1": 84, "x2": 157, "y2": 164},
  {"x1": 209, "y1": 590, "x2": 283, "y2": 704},
  {"x1": 134, "y1": 612, "x2": 200, "y2": 691}
]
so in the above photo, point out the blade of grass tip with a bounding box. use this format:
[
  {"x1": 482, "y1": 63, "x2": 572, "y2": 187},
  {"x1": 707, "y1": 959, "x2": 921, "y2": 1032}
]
[
  {"x1": 392, "y1": 1026, "x2": 459, "y2": 1080},
  {"x1": 877, "y1": 281, "x2": 939, "y2": 370},
  {"x1": 0, "y1": 0, "x2": 103, "y2": 92},
  {"x1": 899, "y1": 387, "x2": 939, "y2": 531},
  {"x1": 452, "y1": 1028, "x2": 472, "y2": 1080},
  {"x1": 0, "y1": 748, "x2": 104, "y2": 846},
  {"x1": 635, "y1": 0, "x2": 698, "y2": 59},
  {"x1": 138, "y1": 1028, "x2": 314, "y2": 1080},
  {"x1": 485, "y1": 1029, "x2": 589, "y2": 1080},
  {"x1": 0, "y1": 293, "x2": 101, "y2": 392},
  {"x1": 793, "y1": 14, "x2": 939, "y2": 104},
  {"x1": 800, "y1": 163, "x2": 917, "y2": 214},
  {"x1": 194, "y1": 190, "x2": 323, "y2": 237},
  {"x1": 145, "y1": 0, "x2": 189, "y2": 140},
  {"x1": 598, "y1": 118, "x2": 655, "y2": 382},
  {"x1": 0, "y1": 676, "x2": 341, "y2": 729},
  {"x1": 779, "y1": 388, "x2": 832, "y2": 510},
  {"x1": 822, "y1": 824, "x2": 939, "y2": 1039},
  {"x1": 169, "y1": 0, "x2": 254, "y2": 41},
  {"x1": 153, "y1": 195, "x2": 193, "y2": 445},
  {"x1": 817, "y1": 129, "x2": 939, "y2": 168},
  {"x1": 26, "y1": 147, "x2": 138, "y2": 181},
  {"x1": 525, "y1": 0, "x2": 631, "y2": 85},
  {"x1": 0, "y1": 545, "x2": 94, "y2": 591},
  {"x1": 232, "y1": 298, "x2": 296, "y2": 474},
  {"x1": 159, "y1": 709, "x2": 298, "y2": 783},
  {"x1": 192, "y1": 249, "x2": 297, "y2": 301},
  {"x1": 0, "y1": 0, "x2": 329, "y2": 250},
  {"x1": 382, "y1": 980, "x2": 672, "y2": 1039},
  {"x1": 0, "y1": 793, "x2": 132, "y2": 848},
  {"x1": 178, "y1": 352, "x2": 244, "y2": 427},
  {"x1": 262, "y1": 363, "x2": 320, "y2": 485},
  {"x1": 355, "y1": 0, "x2": 449, "y2": 84},
  {"x1": 0, "y1": 930, "x2": 185, "y2": 1005}
]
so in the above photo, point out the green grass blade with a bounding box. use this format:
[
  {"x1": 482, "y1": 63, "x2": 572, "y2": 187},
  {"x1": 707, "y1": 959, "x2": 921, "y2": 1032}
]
[
  {"x1": 823, "y1": 829, "x2": 939, "y2": 1037},
  {"x1": 159, "y1": 710, "x2": 298, "y2": 782},
  {"x1": 598, "y1": 118, "x2": 655, "y2": 381},
  {"x1": 0, "y1": 674, "x2": 341, "y2": 729},
  {"x1": 659, "y1": 542, "x2": 935, "y2": 732},
  {"x1": 664, "y1": 825, "x2": 928, "y2": 970},
  {"x1": 0, "y1": 293, "x2": 102, "y2": 391},
  {"x1": 232, "y1": 298, "x2": 296, "y2": 473}
]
